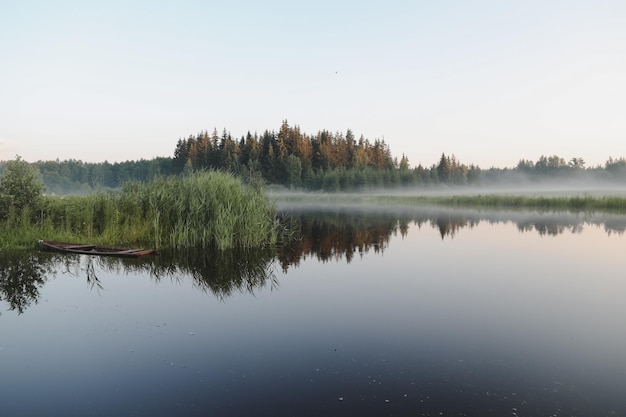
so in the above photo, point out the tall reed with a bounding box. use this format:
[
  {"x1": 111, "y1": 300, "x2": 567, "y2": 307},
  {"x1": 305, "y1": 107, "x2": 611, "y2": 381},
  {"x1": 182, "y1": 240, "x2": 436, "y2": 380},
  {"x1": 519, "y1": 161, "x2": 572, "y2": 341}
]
[
  {"x1": 124, "y1": 171, "x2": 278, "y2": 250},
  {"x1": 1, "y1": 171, "x2": 279, "y2": 250}
]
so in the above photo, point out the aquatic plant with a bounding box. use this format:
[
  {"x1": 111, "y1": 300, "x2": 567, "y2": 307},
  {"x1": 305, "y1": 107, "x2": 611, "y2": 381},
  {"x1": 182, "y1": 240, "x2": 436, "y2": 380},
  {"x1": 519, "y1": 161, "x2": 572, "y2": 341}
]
[
  {"x1": 129, "y1": 171, "x2": 279, "y2": 250},
  {"x1": 0, "y1": 171, "x2": 279, "y2": 250}
]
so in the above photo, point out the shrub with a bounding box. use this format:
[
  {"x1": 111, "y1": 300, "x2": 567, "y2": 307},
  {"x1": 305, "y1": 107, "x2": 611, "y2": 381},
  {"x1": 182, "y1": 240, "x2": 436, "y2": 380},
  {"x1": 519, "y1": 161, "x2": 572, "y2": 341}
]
[{"x1": 0, "y1": 156, "x2": 44, "y2": 220}]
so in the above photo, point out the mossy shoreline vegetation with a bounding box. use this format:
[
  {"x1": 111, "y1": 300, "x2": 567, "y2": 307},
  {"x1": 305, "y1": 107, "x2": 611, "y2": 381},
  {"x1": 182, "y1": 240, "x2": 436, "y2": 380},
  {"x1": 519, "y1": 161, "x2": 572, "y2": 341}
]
[{"x1": 0, "y1": 170, "x2": 279, "y2": 250}]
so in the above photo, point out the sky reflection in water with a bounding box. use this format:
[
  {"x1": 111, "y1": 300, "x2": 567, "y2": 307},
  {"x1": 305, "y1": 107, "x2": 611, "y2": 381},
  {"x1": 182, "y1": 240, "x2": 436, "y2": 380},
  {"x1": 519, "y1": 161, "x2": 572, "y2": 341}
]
[{"x1": 1, "y1": 207, "x2": 626, "y2": 416}]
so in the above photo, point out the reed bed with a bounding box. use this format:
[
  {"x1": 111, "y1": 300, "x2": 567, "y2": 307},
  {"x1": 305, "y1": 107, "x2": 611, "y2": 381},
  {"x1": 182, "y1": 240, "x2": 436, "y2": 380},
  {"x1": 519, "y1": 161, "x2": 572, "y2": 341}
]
[
  {"x1": 134, "y1": 171, "x2": 278, "y2": 250},
  {"x1": 372, "y1": 194, "x2": 626, "y2": 211},
  {"x1": 0, "y1": 171, "x2": 279, "y2": 250}
]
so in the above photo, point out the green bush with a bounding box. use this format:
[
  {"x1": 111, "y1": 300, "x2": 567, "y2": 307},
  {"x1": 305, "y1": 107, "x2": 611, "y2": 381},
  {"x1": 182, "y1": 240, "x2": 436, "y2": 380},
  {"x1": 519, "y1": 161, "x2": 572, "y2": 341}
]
[{"x1": 0, "y1": 156, "x2": 44, "y2": 219}]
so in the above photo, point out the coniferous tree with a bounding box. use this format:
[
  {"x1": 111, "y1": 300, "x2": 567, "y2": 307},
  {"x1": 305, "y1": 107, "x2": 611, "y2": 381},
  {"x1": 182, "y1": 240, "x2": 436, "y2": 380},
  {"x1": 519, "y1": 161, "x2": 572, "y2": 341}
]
[{"x1": 437, "y1": 153, "x2": 451, "y2": 182}]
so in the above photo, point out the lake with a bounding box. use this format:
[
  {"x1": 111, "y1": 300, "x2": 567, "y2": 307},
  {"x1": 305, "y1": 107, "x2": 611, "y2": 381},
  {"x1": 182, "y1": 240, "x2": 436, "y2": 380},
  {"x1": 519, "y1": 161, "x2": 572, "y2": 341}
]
[{"x1": 1, "y1": 205, "x2": 626, "y2": 416}]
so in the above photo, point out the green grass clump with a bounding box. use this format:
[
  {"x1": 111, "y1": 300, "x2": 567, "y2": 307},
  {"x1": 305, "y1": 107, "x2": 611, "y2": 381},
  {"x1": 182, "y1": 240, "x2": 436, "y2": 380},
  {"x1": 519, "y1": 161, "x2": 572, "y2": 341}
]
[
  {"x1": 132, "y1": 171, "x2": 278, "y2": 250},
  {"x1": 0, "y1": 171, "x2": 279, "y2": 250}
]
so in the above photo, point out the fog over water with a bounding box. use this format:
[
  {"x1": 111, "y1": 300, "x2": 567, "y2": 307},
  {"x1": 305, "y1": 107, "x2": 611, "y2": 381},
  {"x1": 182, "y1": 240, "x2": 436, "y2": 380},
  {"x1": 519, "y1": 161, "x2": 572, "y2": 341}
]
[{"x1": 271, "y1": 178, "x2": 626, "y2": 199}]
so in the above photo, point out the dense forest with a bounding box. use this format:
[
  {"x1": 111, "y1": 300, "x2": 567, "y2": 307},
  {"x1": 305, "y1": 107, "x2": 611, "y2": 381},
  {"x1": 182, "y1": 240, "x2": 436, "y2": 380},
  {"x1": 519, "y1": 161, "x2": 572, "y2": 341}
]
[
  {"x1": 172, "y1": 121, "x2": 397, "y2": 190},
  {"x1": 3, "y1": 120, "x2": 626, "y2": 194}
]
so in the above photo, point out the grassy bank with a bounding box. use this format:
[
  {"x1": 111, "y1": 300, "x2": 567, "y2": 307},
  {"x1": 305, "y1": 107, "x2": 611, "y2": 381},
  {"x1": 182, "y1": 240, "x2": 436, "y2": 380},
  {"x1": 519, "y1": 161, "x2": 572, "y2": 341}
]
[
  {"x1": 0, "y1": 171, "x2": 279, "y2": 250},
  {"x1": 370, "y1": 194, "x2": 626, "y2": 211},
  {"x1": 270, "y1": 191, "x2": 626, "y2": 213}
]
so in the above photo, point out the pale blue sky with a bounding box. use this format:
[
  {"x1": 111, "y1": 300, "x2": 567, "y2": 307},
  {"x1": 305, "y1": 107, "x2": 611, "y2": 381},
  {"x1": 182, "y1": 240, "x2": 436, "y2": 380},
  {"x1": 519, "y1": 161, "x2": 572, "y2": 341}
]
[{"x1": 1, "y1": 0, "x2": 625, "y2": 168}]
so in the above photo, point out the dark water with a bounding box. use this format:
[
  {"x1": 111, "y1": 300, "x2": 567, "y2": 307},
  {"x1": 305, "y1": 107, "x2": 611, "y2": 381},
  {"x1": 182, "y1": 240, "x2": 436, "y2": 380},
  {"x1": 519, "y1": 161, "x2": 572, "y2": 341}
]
[{"x1": 2, "y1": 206, "x2": 626, "y2": 417}]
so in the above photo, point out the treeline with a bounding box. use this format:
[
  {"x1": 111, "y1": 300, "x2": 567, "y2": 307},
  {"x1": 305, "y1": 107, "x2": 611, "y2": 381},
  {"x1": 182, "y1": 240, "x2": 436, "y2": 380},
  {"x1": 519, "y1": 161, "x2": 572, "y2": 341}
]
[
  {"x1": 172, "y1": 121, "x2": 396, "y2": 189},
  {"x1": 4, "y1": 120, "x2": 626, "y2": 193},
  {"x1": 512, "y1": 155, "x2": 626, "y2": 181},
  {"x1": 1, "y1": 157, "x2": 175, "y2": 194},
  {"x1": 170, "y1": 122, "x2": 485, "y2": 189},
  {"x1": 169, "y1": 121, "x2": 626, "y2": 189}
]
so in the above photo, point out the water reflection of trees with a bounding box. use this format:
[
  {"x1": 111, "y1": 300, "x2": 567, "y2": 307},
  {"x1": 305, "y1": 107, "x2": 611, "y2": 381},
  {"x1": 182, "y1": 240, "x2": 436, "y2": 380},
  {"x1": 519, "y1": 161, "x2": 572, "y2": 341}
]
[
  {"x1": 0, "y1": 246, "x2": 277, "y2": 313},
  {"x1": 513, "y1": 212, "x2": 626, "y2": 236},
  {"x1": 429, "y1": 213, "x2": 479, "y2": 239},
  {"x1": 410, "y1": 206, "x2": 626, "y2": 238},
  {"x1": 0, "y1": 251, "x2": 58, "y2": 314},
  {"x1": 276, "y1": 206, "x2": 626, "y2": 270},
  {"x1": 277, "y1": 210, "x2": 404, "y2": 270},
  {"x1": 4, "y1": 207, "x2": 626, "y2": 313}
]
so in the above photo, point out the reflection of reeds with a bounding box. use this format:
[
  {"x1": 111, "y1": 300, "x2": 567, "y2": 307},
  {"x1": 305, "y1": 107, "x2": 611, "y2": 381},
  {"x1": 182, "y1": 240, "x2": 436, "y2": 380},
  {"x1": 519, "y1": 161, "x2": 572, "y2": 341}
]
[
  {"x1": 0, "y1": 246, "x2": 278, "y2": 313},
  {"x1": 156, "y1": 247, "x2": 278, "y2": 299},
  {"x1": 84, "y1": 256, "x2": 103, "y2": 292},
  {"x1": 83, "y1": 246, "x2": 278, "y2": 300}
]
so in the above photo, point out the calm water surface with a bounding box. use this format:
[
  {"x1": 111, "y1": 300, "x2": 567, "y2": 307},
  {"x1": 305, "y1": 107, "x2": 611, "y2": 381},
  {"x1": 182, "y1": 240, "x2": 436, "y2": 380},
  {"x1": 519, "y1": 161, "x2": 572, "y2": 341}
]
[{"x1": 1, "y1": 206, "x2": 626, "y2": 416}]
